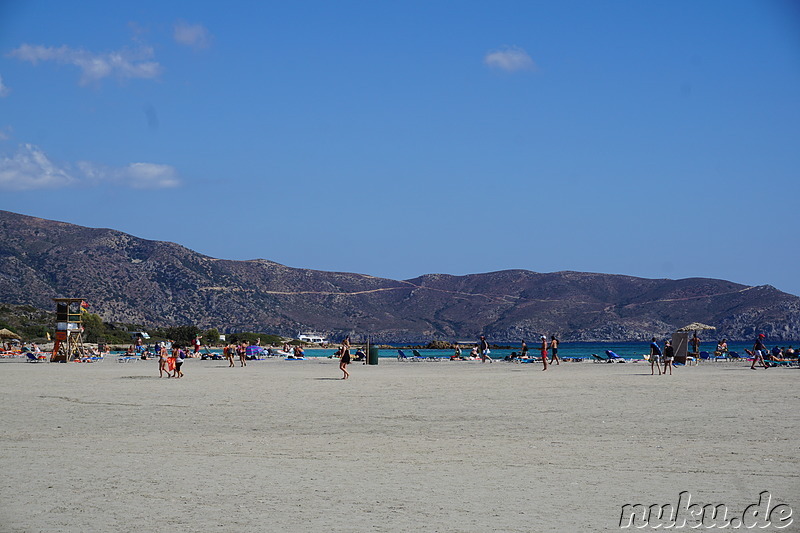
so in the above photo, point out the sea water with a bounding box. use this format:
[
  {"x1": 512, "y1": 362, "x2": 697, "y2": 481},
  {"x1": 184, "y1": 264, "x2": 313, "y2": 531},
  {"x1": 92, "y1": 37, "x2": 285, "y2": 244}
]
[
  {"x1": 322, "y1": 340, "x2": 794, "y2": 360},
  {"x1": 116, "y1": 340, "x2": 796, "y2": 361}
]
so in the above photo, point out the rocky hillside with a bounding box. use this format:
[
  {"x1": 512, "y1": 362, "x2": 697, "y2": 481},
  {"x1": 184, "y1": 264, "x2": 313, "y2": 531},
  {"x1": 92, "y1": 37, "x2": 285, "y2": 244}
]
[{"x1": 1, "y1": 210, "x2": 798, "y2": 342}]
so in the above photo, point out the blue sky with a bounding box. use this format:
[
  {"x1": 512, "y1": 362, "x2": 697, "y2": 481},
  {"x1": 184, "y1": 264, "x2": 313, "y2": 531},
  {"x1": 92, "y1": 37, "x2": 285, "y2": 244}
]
[{"x1": 1, "y1": 1, "x2": 799, "y2": 296}]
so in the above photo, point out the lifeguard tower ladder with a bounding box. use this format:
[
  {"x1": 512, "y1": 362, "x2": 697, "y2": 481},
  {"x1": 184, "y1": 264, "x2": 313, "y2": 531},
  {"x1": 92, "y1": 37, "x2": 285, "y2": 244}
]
[{"x1": 52, "y1": 298, "x2": 87, "y2": 362}]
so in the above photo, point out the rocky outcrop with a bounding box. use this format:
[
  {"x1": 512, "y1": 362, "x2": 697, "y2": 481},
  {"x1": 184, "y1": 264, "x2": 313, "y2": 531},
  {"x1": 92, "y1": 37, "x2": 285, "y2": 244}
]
[{"x1": 1, "y1": 210, "x2": 799, "y2": 342}]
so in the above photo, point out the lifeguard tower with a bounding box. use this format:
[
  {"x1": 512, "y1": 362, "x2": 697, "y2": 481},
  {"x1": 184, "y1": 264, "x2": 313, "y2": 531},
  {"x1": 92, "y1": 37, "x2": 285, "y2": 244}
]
[{"x1": 52, "y1": 298, "x2": 87, "y2": 362}]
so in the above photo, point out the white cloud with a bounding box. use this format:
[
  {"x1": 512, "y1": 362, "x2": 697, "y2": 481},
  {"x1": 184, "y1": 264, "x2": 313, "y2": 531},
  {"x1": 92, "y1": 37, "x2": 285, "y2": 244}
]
[
  {"x1": 79, "y1": 161, "x2": 181, "y2": 189},
  {"x1": 7, "y1": 44, "x2": 162, "y2": 85},
  {"x1": 173, "y1": 21, "x2": 212, "y2": 50},
  {"x1": 0, "y1": 144, "x2": 76, "y2": 190},
  {"x1": 0, "y1": 75, "x2": 9, "y2": 97},
  {"x1": 0, "y1": 144, "x2": 180, "y2": 191},
  {"x1": 484, "y1": 46, "x2": 536, "y2": 72}
]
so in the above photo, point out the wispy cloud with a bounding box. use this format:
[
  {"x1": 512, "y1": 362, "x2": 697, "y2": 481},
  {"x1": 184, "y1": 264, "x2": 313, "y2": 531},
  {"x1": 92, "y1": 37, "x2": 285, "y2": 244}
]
[
  {"x1": 78, "y1": 160, "x2": 180, "y2": 189},
  {"x1": 0, "y1": 144, "x2": 76, "y2": 190},
  {"x1": 173, "y1": 20, "x2": 212, "y2": 50},
  {"x1": 0, "y1": 75, "x2": 9, "y2": 97},
  {"x1": 484, "y1": 46, "x2": 536, "y2": 72},
  {"x1": 7, "y1": 44, "x2": 162, "y2": 85},
  {"x1": 0, "y1": 144, "x2": 180, "y2": 191}
]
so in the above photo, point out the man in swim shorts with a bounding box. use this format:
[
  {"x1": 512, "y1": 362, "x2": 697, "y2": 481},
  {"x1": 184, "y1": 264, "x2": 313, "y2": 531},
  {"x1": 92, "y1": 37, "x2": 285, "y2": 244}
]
[
  {"x1": 549, "y1": 335, "x2": 560, "y2": 365},
  {"x1": 751, "y1": 334, "x2": 768, "y2": 370},
  {"x1": 649, "y1": 337, "x2": 662, "y2": 375},
  {"x1": 479, "y1": 335, "x2": 493, "y2": 363}
]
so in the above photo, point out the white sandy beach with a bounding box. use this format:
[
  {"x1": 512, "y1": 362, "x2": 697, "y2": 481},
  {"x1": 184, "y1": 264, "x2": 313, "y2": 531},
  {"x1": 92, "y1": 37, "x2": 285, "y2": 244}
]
[{"x1": 0, "y1": 357, "x2": 797, "y2": 532}]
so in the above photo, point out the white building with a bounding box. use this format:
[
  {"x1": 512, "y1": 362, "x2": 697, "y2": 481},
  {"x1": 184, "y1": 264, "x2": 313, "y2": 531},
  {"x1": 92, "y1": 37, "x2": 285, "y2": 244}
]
[{"x1": 298, "y1": 332, "x2": 327, "y2": 344}]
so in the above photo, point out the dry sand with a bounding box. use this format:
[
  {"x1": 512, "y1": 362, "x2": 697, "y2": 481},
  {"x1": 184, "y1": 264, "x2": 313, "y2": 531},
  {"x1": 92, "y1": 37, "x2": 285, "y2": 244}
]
[{"x1": 1, "y1": 357, "x2": 797, "y2": 532}]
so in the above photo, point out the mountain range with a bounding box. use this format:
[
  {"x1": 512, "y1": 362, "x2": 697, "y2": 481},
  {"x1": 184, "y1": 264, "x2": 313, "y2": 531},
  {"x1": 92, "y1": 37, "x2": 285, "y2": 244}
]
[{"x1": 1, "y1": 210, "x2": 798, "y2": 342}]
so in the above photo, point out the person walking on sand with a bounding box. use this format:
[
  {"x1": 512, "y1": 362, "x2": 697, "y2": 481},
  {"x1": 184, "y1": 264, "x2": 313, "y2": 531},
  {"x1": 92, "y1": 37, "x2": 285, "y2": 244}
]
[
  {"x1": 158, "y1": 342, "x2": 171, "y2": 378},
  {"x1": 479, "y1": 335, "x2": 493, "y2": 363},
  {"x1": 339, "y1": 344, "x2": 351, "y2": 379},
  {"x1": 224, "y1": 343, "x2": 235, "y2": 367},
  {"x1": 549, "y1": 335, "x2": 561, "y2": 365},
  {"x1": 540, "y1": 335, "x2": 549, "y2": 371},
  {"x1": 193, "y1": 335, "x2": 202, "y2": 357},
  {"x1": 238, "y1": 342, "x2": 247, "y2": 367},
  {"x1": 662, "y1": 340, "x2": 674, "y2": 375},
  {"x1": 167, "y1": 345, "x2": 177, "y2": 377},
  {"x1": 649, "y1": 337, "x2": 662, "y2": 375},
  {"x1": 750, "y1": 334, "x2": 768, "y2": 370},
  {"x1": 173, "y1": 346, "x2": 185, "y2": 378}
]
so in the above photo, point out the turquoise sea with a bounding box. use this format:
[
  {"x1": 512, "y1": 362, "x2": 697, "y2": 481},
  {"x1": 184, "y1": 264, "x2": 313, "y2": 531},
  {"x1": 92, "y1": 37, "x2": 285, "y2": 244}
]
[
  {"x1": 117, "y1": 340, "x2": 798, "y2": 361},
  {"x1": 303, "y1": 340, "x2": 796, "y2": 360}
]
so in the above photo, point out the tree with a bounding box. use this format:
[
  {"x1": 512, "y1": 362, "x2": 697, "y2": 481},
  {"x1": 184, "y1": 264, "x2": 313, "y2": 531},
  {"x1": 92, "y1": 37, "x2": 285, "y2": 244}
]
[
  {"x1": 204, "y1": 328, "x2": 220, "y2": 345},
  {"x1": 164, "y1": 325, "x2": 200, "y2": 346},
  {"x1": 81, "y1": 313, "x2": 106, "y2": 343}
]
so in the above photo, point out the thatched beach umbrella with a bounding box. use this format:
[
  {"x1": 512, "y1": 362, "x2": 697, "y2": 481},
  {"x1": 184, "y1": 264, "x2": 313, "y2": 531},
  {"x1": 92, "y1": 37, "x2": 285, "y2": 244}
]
[
  {"x1": 0, "y1": 328, "x2": 20, "y2": 339},
  {"x1": 677, "y1": 322, "x2": 716, "y2": 332}
]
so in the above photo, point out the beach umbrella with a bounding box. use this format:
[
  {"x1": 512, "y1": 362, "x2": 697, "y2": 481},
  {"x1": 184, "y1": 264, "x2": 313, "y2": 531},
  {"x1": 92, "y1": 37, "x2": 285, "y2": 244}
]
[
  {"x1": 677, "y1": 322, "x2": 716, "y2": 332},
  {"x1": 0, "y1": 328, "x2": 20, "y2": 339}
]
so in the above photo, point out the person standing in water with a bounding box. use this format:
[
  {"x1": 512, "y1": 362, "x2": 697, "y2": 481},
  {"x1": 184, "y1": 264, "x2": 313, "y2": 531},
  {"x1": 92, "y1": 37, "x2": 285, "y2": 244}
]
[
  {"x1": 549, "y1": 335, "x2": 561, "y2": 365},
  {"x1": 540, "y1": 335, "x2": 549, "y2": 371}
]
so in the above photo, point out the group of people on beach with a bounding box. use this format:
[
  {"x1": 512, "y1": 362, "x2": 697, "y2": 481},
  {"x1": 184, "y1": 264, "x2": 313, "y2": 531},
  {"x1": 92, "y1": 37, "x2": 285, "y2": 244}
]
[
  {"x1": 221, "y1": 342, "x2": 250, "y2": 367},
  {"x1": 648, "y1": 337, "x2": 675, "y2": 375},
  {"x1": 450, "y1": 335, "x2": 561, "y2": 371},
  {"x1": 156, "y1": 342, "x2": 185, "y2": 378}
]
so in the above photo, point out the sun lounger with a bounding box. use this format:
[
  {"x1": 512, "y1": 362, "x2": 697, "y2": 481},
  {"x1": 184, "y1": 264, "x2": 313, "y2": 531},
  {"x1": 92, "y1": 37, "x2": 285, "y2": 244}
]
[
  {"x1": 26, "y1": 353, "x2": 47, "y2": 363},
  {"x1": 397, "y1": 349, "x2": 420, "y2": 361},
  {"x1": 411, "y1": 349, "x2": 443, "y2": 361},
  {"x1": 591, "y1": 353, "x2": 608, "y2": 363},
  {"x1": 766, "y1": 358, "x2": 797, "y2": 368},
  {"x1": 603, "y1": 350, "x2": 627, "y2": 363}
]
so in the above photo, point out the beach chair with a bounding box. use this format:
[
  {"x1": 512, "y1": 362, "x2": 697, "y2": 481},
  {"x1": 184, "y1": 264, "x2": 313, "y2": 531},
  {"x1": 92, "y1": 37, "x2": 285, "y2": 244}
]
[
  {"x1": 26, "y1": 353, "x2": 46, "y2": 363},
  {"x1": 766, "y1": 358, "x2": 796, "y2": 368},
  {"x1": 397, "y1": 349, "x2": 416, "y2": 361},
  {"x1": 412, "y1": 349, "x2": 440, "y2": 361},
  {"x1": 591, "y1": 353, "x2": 608, "y2": 363},
  {"x1": 605, "y1": 350, "x2": 626, "y2": 363},
  {"x1": 728, "y1": 351, "x2": 741, "y2": 361},
  {"x1": 699, "y1": 351, "x2": 712, "y2": 362}
]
